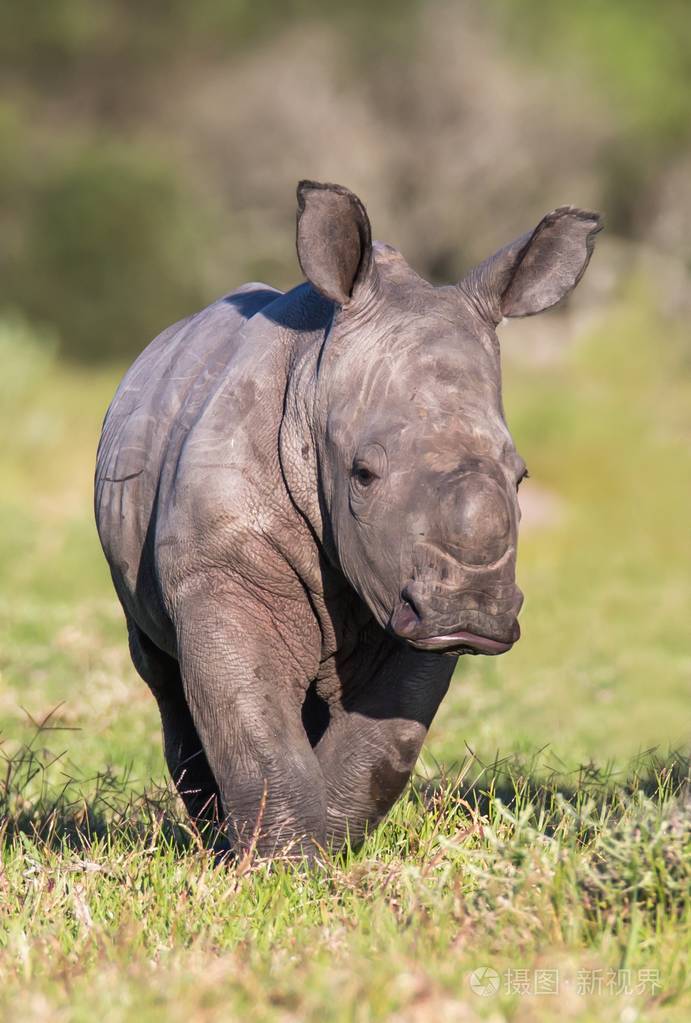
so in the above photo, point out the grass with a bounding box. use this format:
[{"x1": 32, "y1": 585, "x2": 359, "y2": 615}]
[
  {"x1": 0, "y1": 277, "x2": 690, "y2": 1021},
  {"x1": 1, "y1": 742, "x2": 689, "y2": 1021}
]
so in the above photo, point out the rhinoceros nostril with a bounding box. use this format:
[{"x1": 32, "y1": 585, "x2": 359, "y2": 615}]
[
  {"x1": 401, "y1": 584, "x2": 422, "y2": 621},
  {"x1": 391, "y1": 586, "x2": 422, "y2": 637}
]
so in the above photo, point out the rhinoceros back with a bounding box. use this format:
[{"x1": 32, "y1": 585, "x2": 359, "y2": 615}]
[{"x1": 95, "y1": 284, "x2": 281, "y2": 648}]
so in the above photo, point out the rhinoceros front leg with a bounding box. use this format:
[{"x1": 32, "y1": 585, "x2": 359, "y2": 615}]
[
  {"x1": 174, "y1": 583, "x2": 327, "y2": 859},
  {"x1": 314, "y1": 647, "x2": 454, "y2": 849}
]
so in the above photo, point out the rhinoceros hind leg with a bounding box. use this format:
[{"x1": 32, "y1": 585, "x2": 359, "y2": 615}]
[{"x1": 127, "y1": 619, "x2": 224, "y2": 839}]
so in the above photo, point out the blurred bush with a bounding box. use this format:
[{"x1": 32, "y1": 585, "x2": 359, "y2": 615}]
[
  {"x1": 2, "y1": 142, "x2": 212, "y2": 362},
  {"x1": 0, "y1": 316, "x2": 56, "y2": 411},
  {"x1": 0, "y1": 0, "x2": 689, "y2": 361}
]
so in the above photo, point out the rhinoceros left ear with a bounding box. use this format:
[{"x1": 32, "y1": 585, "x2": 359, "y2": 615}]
[
  {"x1": 462, "y1": 206, "x2": 603, "y2": 323},
  {"x1": 296, "y1": 181, "x2": 374, "y2": 306}
]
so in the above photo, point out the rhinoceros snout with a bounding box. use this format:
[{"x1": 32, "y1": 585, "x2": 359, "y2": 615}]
[
  {"x1": 390, "y1": 581, "x2": 522, "y2": 654},
  {"x1": 391, "y1": 576, "x2": 522, "y2": 639},
  {"x1": 389, "y1": 530, "x2": 523, "y2": 654}
]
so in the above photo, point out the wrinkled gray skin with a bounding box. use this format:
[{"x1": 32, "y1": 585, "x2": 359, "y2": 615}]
[{"x1": 95, "y1": 182, "x2": 601, "y2": 859}]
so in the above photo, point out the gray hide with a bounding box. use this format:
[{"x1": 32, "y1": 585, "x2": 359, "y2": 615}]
[{"x1": 95, "y1": 181, "x2": 602, "y2": 858}]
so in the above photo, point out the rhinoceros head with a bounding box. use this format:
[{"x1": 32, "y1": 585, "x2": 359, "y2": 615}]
[{"x1": 295, "y1": 181, "x2": 601, "y2": 655}]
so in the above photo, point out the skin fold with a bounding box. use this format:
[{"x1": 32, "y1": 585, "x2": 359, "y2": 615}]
[{"x1": 95, "y1": 181, "x2": 601, "y2": 859}]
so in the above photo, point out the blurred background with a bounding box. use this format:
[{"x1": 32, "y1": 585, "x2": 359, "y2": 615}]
[
  {"x1": 1, "y1": 0, "x2": 689, "y2": 779},
  {"x1": 2, "y1": 0, "x2": 691, "y2": 363}
]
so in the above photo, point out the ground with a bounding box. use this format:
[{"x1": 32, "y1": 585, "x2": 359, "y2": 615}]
[{"x1": 0, "y1": 279, "x2": 689, "y2": 1021}]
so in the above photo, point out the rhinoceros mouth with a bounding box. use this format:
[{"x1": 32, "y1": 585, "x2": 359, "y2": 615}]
[{"x1": 407, "y1": 629, "x2": 516, "y2": 656}]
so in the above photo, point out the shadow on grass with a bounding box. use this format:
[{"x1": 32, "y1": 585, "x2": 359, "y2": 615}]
[
  {"x1": 0, "y1": 740, "x2": 200, "y2": 853},
  {"x1": 420, "y1": 744, "x2": 691, "y2": 832}
]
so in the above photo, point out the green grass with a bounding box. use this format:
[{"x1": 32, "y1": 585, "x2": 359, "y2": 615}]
[
  {"x1": 1, "y1": 744, "x2": 689, "y2": 1022},
  {"x1": 0, "y1": 285, "x2": 690, "y2": 1021}
]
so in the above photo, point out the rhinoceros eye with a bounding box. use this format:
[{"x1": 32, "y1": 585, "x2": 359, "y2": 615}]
[
  {"x1": 516, "y1": 467, "x2": 530, "y2": 489},
  {"x1": 352, "y1": 464, "x2": 377, "y2": 488}
]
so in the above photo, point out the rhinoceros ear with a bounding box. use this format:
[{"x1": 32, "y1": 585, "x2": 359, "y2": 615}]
[
  {"x1": 462, "y1": 207, "x2": 603, "y2": 323},
  {"x1": 296, "y1": 181, "x2": 373, "y2": 306}
]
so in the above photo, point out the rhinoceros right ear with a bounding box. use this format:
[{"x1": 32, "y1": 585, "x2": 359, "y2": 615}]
[
  {"x1": 462, "y1": 206, "x2": 603, "y2": 324},
  {"x1": 296, "y1": 181, "x2": 374, "y2": 306}
]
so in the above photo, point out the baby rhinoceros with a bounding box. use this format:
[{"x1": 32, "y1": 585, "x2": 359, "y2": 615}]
[{"x1": 95, "y1": 181, "x2": 601, "y2": 859}]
